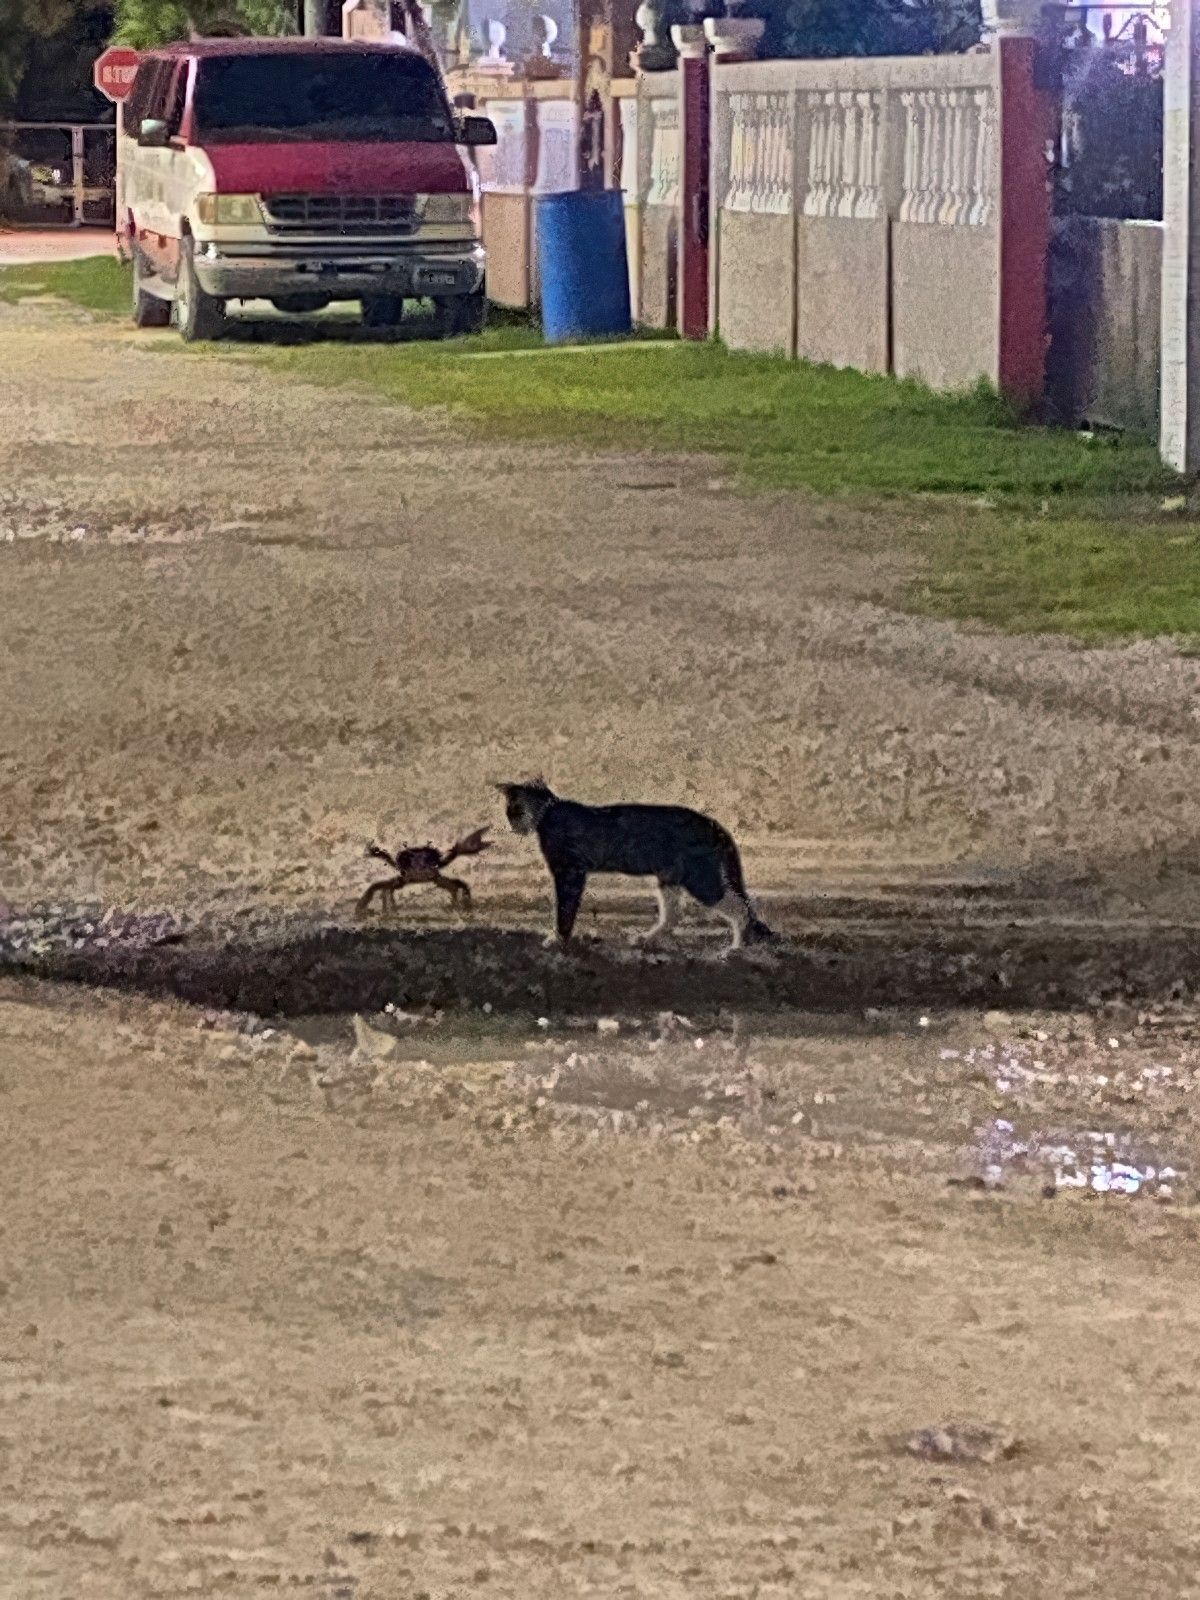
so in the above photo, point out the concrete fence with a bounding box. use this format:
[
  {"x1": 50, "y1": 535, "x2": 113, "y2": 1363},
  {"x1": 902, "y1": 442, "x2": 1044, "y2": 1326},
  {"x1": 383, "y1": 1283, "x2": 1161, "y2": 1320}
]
[
  {"x1": 470, "y1": 73, "x2": 680, "y2": 326},
  {"x1": 472, "y1": 81, "x2": 580, "y2": 308},
  {"x1": 710, "y1": 53, "x2": 1017, "y2": 390},
  {"x1": 468, "y1": 36, "x2": 1058, "y2": 412},
  {"x1": 612, "y1": 75, "x2": 680, "y2": 328}
]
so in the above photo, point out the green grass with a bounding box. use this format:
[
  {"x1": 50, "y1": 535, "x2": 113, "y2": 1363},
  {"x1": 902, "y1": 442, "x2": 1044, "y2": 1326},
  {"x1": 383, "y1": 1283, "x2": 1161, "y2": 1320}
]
[
  {"x1": 3, "y1": 252, "x2": 1197, "y2": 644},
  {"x1": 0, "y1": 253, "x2": 130, "y2": 314},
  {"x1": 914, "y1": 515, "x2": 1200, "y2": 642},
  {"x1": 254, "y1": 333, "x2": 1174, "y2": 504}
]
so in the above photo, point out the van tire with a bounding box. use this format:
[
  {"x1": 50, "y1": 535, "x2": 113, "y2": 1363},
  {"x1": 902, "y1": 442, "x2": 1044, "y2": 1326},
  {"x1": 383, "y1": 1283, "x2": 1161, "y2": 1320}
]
[
  {"x1": 435, "y1": 290, "x2": 486, "y2": 338},
  {"x1": 175, "y1": 236, "x2": 226, "y2": 343},
  {"x1": 132, "y1": 253, "x2": 171, "y2": 328},
  {"x1": 362, "y1": 294, "x2": 404, "y2": 330}
]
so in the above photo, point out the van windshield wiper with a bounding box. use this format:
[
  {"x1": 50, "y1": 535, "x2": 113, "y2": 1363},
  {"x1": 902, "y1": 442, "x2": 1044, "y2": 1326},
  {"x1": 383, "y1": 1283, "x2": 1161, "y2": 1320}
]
[
  {"x1": 201, "y1": 125, "x2": 310, "y2": 143},
  {"x1": 202, "y1": 121, "x2": 453, "y2": 143}
]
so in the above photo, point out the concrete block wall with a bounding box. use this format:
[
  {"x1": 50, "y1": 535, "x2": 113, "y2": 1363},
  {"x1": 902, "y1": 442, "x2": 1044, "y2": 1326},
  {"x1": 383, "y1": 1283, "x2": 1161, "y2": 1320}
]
[
  {"x1": 613, "y1": 74, "x2": 680, "y2": 329},
  {"x1": 1047, "y1": 216, "x2": 1162, "y2": 436},
  {"x1": 476, "y1": 72, "x2": 679, "y2": 328},
  {"x1": 710, "y1": 53, "x2": 1014, "y2": 392},
  {"x1": 472, "y1": 81, "x2": 580, "y2": 309}
]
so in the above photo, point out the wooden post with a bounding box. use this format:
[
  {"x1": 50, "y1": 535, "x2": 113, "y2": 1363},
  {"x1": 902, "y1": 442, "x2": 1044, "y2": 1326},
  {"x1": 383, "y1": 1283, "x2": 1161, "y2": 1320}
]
[
  {"x1": 994, "y1": 24, "x2": 1053, "y2": 408},
  {"x1": 70, "y1": 125, "x2": 85, "y2": 229},
  {"x1": 672, "y1": 24, "x2": 709, "y2": 340}
]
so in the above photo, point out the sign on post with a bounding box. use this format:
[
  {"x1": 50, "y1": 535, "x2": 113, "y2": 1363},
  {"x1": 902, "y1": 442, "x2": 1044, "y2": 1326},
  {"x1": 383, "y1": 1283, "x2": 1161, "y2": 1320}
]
[
  {"x1": 94, "y1": 47, "x2": 138, "y2": 253},
  {"x1": 93, "y1": 47, "x2": 140, "y2": 103}
]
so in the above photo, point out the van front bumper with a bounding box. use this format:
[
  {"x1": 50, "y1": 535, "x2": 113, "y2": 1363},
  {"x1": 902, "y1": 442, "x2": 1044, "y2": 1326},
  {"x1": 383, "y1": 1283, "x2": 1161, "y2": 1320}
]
[{"x1": 191, "y1": 242, "x2": 486, "y2": 301}]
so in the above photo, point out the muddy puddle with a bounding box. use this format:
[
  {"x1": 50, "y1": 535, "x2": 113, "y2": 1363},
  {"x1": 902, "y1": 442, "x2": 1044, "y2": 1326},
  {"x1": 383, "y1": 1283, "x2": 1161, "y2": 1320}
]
[
  {"x1": 3, "y1": 903, "x2": 1197, "y2": 1200},
  {"x1": 2, "y1": 900, "x2": 1198, "y2": 1022}
]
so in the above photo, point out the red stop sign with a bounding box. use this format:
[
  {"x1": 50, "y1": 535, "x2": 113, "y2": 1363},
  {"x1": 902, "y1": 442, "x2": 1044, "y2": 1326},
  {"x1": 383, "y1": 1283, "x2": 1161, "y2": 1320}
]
[{"x1": 93, "y1": 47, "x2": 141, "y2": 103}]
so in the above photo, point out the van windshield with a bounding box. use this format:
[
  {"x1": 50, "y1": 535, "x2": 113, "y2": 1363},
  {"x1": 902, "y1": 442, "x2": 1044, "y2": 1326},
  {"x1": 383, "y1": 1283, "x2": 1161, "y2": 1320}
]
[{"x1": 193, "y1": 51, "x2": 455, "y2": 144}]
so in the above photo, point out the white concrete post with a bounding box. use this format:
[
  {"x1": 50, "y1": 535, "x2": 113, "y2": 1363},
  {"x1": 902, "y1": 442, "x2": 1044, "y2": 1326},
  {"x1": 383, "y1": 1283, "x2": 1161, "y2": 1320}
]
[{"x1": 1161, "y1": 0, "x2": 1200, "y2": 471}]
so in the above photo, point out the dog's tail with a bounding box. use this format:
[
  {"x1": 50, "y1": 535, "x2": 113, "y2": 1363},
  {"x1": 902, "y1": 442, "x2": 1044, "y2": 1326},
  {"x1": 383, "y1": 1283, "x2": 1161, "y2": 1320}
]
[
  {"x1": 718, "y1": 827, "x2": 777, "y2": 944},
  {"x1": 439, "y1": 826, "x2": 492, "y2": 868}
]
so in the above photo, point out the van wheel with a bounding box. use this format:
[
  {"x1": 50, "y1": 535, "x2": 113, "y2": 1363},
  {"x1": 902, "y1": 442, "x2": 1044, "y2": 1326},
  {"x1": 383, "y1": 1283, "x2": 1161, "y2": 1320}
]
[
  {"x1": 175, "y1": 236, "x2": 226, "y2": 343},
  {"x1": 132, "y1": 253, "x2": 170, "y2": 328},
  {"x1": 362, "y1": 294, "x2": 404, "y2": 330},
  {"x1": 435, "y1": 290, "x2": 487, "y2": 338}
]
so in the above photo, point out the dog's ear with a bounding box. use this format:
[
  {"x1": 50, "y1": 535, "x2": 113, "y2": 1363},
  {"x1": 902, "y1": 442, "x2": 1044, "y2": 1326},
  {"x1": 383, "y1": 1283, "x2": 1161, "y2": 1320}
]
[{"x1": 492, "y1": 781, "x2": 514, "y2": 795}]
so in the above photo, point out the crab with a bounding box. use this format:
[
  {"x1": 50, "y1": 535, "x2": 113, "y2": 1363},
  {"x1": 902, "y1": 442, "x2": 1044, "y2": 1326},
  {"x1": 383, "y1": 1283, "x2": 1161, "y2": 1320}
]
[{"x1": 356, "y1": 826, "x2": 492, "y2": 914}]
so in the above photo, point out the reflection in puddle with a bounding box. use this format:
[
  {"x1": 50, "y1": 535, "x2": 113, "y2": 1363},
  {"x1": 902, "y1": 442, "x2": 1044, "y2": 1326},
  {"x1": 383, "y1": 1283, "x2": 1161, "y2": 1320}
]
[
  {"x1": 951, "y1": 1037, "x2": 1189, "y2": 1196},
  {"x1": 945, "y1": 1039, "x2": 1181, "y2": 1097},
  {"x1": 976, "y1": 1118, "x2": 1183, "y2": 1197}
]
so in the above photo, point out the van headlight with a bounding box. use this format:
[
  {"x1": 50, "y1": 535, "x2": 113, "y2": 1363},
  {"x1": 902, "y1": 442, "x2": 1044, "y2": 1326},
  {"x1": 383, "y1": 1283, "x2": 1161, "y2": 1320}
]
[
  {"x1": 195, "y1": 193, "x2": 263, "y2": 225},
  {"x1": 419, "y1": 193, "x2": 471, "y2": 225}
]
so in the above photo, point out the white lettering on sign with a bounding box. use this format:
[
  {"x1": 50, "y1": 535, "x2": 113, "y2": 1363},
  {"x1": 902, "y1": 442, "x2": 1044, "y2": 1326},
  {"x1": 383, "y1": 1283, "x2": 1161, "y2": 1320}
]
[{"x1": 94, "y1": 50, "x2": 140, "y2": 101}]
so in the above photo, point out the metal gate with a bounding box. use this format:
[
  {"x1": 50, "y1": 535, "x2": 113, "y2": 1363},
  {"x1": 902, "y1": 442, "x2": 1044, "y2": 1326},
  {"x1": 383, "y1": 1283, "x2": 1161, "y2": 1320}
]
[{"x1": 0, "y1": 122, "x2": 116, "y2": 229}]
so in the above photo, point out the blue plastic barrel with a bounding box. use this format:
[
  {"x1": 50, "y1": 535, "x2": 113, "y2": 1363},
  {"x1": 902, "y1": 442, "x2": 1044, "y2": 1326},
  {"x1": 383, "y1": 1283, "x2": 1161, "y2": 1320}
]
[{"x1": 536, "y1": 190, "x2": 632, "y2": 344}]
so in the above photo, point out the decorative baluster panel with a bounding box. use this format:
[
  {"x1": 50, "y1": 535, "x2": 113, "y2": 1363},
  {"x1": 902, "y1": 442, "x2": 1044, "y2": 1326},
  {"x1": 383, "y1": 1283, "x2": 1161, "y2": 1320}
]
[
  {"x1": 722, "y1": 91, "x2": 794, "y2": 216},
  {"x1": 802, "y1": 90, "x2": 883, "y2": 220},
  {"x1": 616, "y1": 94, "x2": 638, "y2": 196},
  {"x1": 532, "y1": 98, "x2": 579, "y2": 195},
  {"x1": 898, "y1": 86, "x2": 995, "y2": 227},
  {"x1": 477, "y1": 98, "x2": 528, "y2": 195}
]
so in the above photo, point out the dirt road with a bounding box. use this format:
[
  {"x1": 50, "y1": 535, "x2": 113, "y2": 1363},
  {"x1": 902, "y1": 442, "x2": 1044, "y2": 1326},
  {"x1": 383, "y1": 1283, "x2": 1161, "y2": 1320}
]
[
  {"x1": 0, "y1": 227, "x2": 118, "y2": 268},
  {"x1": 2, "y1": 297, "x2": 1200, "y2": 1596}
]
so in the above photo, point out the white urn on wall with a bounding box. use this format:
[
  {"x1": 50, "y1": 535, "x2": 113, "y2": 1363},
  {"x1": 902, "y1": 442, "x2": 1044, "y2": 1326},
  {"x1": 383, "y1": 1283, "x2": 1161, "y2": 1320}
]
[
  {"x1": 634, "y1": 0, "x2": 658, "y2": 49},
  {"x1": 702, "y1": 14, "x2": 765, "y2": 60}
]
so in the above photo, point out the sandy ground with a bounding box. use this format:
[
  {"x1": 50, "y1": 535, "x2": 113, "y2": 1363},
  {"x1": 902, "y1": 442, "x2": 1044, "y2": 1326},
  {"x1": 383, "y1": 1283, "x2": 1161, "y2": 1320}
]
[
  {"x1": 0, "y1": 227, "x2": 117, "y2": 267},
  {"x1": 2, "y1": 296, "x2": 1200, "y2": 1596}
]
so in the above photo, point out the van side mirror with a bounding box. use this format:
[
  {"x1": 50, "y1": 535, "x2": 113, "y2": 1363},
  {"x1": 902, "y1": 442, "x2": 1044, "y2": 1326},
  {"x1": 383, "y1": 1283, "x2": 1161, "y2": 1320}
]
[
  {"x1": 138, "y1": 118, "x2": 170, "y2": 148},
  {"x1": 457, "y1": 115, "x2": 497, "y2": 148}
]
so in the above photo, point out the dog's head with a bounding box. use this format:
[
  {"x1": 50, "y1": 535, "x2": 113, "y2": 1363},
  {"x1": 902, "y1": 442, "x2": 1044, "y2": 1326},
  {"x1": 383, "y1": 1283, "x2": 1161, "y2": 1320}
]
[{"x1": 494, "y1": 777, "x2": 556, "y2": 835}]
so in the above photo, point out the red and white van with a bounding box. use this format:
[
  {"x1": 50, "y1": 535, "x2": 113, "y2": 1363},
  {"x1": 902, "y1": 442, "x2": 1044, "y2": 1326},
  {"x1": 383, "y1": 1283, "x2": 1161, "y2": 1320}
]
[{"x1": 118, "y1": 36, "x2": 496, "y2": 340}]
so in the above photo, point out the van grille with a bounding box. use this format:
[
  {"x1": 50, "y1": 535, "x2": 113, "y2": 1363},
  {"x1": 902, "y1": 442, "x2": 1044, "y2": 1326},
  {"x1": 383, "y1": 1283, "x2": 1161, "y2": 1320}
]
[{"x1": 262, "y1": 193, "x2": 419, "y2": 233}]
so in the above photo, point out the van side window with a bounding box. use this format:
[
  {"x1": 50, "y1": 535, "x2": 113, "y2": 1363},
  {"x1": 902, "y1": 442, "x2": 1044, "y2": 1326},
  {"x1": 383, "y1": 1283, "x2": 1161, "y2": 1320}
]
[
  {"x1": 124, "y1": 60, "x2": 165, "y2": 136},
  {"x1": 163, "y1": 63, "x2": 188, "y2": 138},
  {"x1": 144, "y1": 60, "x2": 174, "y2": 123}
]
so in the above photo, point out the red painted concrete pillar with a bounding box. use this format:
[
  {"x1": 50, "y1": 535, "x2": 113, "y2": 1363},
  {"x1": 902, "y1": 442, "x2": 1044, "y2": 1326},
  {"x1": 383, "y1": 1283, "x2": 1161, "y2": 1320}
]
[
  {"x1": 672, "y1": 24, "x2": 710, "y2": 341},
  {"x1": 995, "y1": 28, "x2": 1054, "y2": 409}
]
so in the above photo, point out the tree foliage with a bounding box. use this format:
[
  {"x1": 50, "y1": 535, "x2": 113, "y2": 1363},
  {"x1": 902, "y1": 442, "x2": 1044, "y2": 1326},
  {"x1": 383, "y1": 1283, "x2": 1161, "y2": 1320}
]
[
  {"x1": 0, "y1": 1, "x2": 111, "y2": 114},
  {"x1": 1058, "y1": 51, "x2": 1163, "y2": 222},
  {"x1": 111, "y1": 0, "x2": 293, "y2": 48},
  {"x1": 640, "y1": 0, "x2": 983, "y2": 66},
  {"x1": 763, "y1": 0, "x2": 982, "y2": 59}
]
